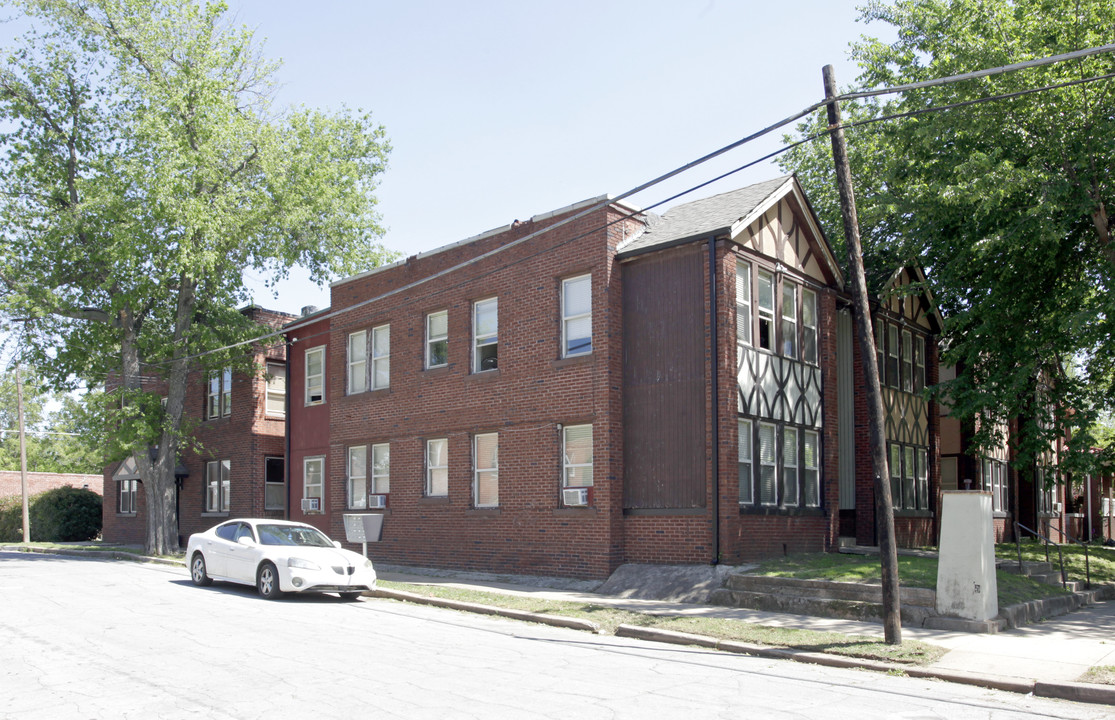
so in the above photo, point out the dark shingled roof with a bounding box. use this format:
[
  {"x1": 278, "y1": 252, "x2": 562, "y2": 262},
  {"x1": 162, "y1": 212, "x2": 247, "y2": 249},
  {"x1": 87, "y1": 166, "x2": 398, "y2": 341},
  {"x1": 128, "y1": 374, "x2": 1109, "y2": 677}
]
[{"x1": 617, "y1": 176, "x2": 793, "y2": 259}]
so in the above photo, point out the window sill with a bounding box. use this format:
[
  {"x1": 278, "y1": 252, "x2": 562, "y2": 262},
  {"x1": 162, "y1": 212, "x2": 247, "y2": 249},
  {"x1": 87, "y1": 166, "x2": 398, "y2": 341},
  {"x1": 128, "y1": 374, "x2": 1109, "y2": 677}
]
[
  {"x1": 550, "y1": 353, "x2": 592, "y2": 370},
  {"x1": 264, "y1": 414, "x2": 285, "y2": 421},
  {"x1": 418, "y1": 496, "x2": 450, "y2": 505},
  {"x1": 893, "y1": 510, "x2": 934, "y2": 519},
  {"x1": 624, "y1": 508, "x2": 705, "y2": 516},
  {"x1": 467, "y1": 507, "x2": 501, "y2": 517},
  {"x1": 116, "y1": 512, "x2": 137, "y2": 518},
  {"x1": 423, "y1": 365, "x2": 451, "y2": 376},
  {"x1": 201, "y1": 512, "x2": 230, "y2": 518},
  {"x1": 348, "y1": 507, "x2": 391, "y2": 514},
  {"x1": 466, "y1": 369, "x2": 501, "y2": 381},
  {"x1": 739, "y1": 505, "x2": 825, "y2": 517}
]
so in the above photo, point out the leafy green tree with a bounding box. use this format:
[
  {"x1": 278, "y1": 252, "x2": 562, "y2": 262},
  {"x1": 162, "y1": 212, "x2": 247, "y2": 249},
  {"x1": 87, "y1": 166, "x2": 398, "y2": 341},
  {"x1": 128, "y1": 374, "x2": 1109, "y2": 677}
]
[
  {"x1": 779, "y1": 0, "x2": 1114, "y2": 476},
  {"x1": 0, "y1": 366, "x2": 100, "y2": 473},
  {"x1": 0, "y1": 0, "x2": 393, "y2": 553}
]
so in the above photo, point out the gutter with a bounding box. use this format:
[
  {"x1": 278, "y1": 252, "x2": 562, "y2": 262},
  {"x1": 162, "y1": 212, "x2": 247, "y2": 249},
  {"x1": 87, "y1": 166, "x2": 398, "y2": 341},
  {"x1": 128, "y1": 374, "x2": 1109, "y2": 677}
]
[{"x1": 709, "y1": 236, "x2": 720, "y2": 565}]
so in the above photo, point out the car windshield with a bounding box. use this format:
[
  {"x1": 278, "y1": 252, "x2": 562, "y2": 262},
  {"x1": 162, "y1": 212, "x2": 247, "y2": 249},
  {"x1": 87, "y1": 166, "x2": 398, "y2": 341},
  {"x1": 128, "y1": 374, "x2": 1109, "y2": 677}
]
[{"x1": 256, "y1": 524, "x2": 335, "y2": 548}]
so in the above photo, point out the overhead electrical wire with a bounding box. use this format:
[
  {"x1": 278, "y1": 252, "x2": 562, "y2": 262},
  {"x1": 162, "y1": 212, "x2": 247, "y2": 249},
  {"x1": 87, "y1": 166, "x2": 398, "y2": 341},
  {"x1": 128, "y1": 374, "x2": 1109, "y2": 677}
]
[{"x1": 86, "y1": 43, "x2": 1115, "y2": 368}]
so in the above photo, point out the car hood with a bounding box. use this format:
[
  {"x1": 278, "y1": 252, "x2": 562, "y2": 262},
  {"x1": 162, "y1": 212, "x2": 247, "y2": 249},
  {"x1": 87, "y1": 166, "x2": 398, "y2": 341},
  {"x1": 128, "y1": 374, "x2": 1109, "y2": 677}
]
[{"x1": 272, "y1": 545, "x2": 370, "y2": 568}]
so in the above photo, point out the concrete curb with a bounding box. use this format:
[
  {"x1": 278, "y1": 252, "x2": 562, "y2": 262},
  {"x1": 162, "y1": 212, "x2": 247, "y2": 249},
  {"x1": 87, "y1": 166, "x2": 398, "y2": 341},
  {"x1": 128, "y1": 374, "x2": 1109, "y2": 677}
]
[
  {"x1": 614, "y1": 624, "x2": 1113, "y2": 705},
  {"x1": 1, "y1": 544, "x2": 185, "y2": 568},
  {"x1": 371, "y1": 587, "x2": 602, "y2": 634}
]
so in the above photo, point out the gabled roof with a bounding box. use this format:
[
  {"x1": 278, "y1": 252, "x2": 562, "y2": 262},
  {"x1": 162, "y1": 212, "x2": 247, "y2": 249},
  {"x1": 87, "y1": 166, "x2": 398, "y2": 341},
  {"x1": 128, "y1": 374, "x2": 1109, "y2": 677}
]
[
  {"x1": 879, "y1": 263, "x2": 945, "y2": 334},
  {"x1": 615, "y1": 175, "x2": 844, "y2": 288}
]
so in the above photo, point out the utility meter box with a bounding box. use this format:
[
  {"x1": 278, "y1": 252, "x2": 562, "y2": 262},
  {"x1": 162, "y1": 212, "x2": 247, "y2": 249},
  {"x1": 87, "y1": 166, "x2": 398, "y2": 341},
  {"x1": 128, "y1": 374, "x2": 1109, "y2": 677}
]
[{"x1": 343, "y1": 513, "x2": 384, "y2": 544}]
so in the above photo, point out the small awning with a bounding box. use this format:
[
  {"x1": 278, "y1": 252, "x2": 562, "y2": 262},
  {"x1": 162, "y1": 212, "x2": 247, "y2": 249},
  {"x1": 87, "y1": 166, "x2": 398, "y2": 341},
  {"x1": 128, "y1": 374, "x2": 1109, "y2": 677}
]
[{"x1": 112, "y1": 452, "x2": 190, "y2": 481}]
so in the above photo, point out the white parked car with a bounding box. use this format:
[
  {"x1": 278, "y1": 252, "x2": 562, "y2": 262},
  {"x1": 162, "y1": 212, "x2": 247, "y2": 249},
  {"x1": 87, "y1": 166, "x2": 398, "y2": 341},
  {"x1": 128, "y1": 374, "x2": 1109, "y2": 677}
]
[{"x1": 186, "y1": 519, "x2": 376, "y2": 600}]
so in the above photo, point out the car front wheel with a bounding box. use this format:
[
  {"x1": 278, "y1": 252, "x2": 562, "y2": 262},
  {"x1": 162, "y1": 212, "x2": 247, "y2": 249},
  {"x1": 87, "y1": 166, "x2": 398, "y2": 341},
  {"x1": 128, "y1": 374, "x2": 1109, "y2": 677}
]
[
  {"x1": 257, "y1": 562, "x2": 283, "y2": 600},
  {"x1": 190, "y1": 553, "x2": 212, "y2": 587}
]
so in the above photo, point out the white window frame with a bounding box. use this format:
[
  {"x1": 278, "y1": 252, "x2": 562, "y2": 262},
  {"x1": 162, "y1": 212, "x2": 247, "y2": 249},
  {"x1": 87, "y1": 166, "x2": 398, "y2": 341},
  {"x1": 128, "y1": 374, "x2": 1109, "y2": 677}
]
[
  {"x1": 901, "y1": 329, "x2": 913, "y2": 393},
  {"x1": 802, "y1": 288, "x2": 817, "y2": 365},
  {"x1": 473, "y1": 298, "x2": 498, "y2": 372},
  {"x1": 735, "y1": 260, "x2": 752, "y2": 353},
  {"x1": 348, "y1": 445, "x2": 367, "y2": 509},
  {"x1": 473, "y1": 433, "x2": 499, "y2": 508},
  {"x1": 371, "y1": 443, "x2": 390, "y2": 495},
  {"x1": 915, "y1": 336, "x2": 926, "y2": 392},
  {"x1": 205, "y1": 459, "x2": 231, "y2": 514},
  {"x1": 265, "y1": 362, "x2": 286, "y2": 417},
  {"x1": 903, "y1": 445, "x2": 916, "y2": 510},
  {"x1": 758, "y1": 422, "x2": 777, "y2": 506},
  {"x1": 305, "y1": 346, "x2": 325, "y2": 406},
  {"x1": 426, "y1": 311, "x2": 448, "y2": 369},
  {"x1": 803, "y1": 430, "x2": 820, "y2": 507},
  {"x1": 561, "y1": 274, "x2": 592, "y2": 357},
  {"x1": 782, "y1": 426, "x2": 799, "y2": 505},
  {"x1": 874, "y1": 318, "x2": 885, "y2": 385},
  {"x1": 347, "y1": 330, "x2": 368, "y2": 394},
  {"x1": 371, "y1": 324, "x2": 390, "y2": 390},
  {"x1": 781, "y1": 282, "x2": 798, "y2": 359},
  {"x1": 738, "y1": 419, "x2": 753, "y2": 504},
  {"x1": 264, "y1": 456, "x2": 285, "y2": 511},
  {"x1": 426, "y1": 438, "x2": 448, "y2": 497},
  {"x1": 303, "y1": 456, "x2": 324, "y2": 511},
  {"x1": 119, "y1": 479, "x2": 137, "y2": 515},
  {"x1": 916, "y1": 447, "x2": 929, "y2": 511},
  {"x1": 757, "y1": 269, "x2": 774, "y2": 351},
  {"x1": 562, "y1": 424, "x2": 593, "y2": 488},
  {"x1": 207, "y1": 368, "x2": 232, "y2": 419},
  {"x1": 887, "y1": 324, "x2": 900, "y2": 389},
  {"x1": 889, "y1": 444, "x2": 902, "y2": 508}
]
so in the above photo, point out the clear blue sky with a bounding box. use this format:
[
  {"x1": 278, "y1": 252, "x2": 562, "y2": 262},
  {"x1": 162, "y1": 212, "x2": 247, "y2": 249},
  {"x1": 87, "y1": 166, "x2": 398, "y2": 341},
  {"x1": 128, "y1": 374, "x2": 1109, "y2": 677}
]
[{"x1": 223, "y1": 0, "x2": 887, "y2": 313}]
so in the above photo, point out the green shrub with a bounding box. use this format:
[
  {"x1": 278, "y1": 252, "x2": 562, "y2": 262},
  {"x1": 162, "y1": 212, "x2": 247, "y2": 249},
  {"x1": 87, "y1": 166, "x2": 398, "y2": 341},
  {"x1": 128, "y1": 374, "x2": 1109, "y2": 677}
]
[
  {"x1": 0, "y1": 495, "x2": 23, "y2": 542},
  {"x1": 28, "y1": 487, "x2": 102, "y2": 542}
]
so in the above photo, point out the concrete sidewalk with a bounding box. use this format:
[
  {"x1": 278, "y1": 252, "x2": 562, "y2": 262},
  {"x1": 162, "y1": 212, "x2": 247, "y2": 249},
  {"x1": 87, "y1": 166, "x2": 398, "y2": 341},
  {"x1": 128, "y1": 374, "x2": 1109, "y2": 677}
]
[{"x1": 375, "y1": 563, "x2": 1115, "y2": 706}]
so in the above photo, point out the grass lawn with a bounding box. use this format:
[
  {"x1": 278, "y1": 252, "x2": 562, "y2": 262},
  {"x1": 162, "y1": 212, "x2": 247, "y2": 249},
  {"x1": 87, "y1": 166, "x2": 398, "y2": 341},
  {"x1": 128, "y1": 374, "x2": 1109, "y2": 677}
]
[{"x1": 376, "y1": 580, "x2": 946, "y2": 666}]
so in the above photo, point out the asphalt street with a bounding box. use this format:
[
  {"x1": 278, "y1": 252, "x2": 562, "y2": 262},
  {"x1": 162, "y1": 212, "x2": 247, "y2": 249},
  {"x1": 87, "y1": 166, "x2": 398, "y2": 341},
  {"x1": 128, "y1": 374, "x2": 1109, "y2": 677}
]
[{"x1": 1, "y1": 552, "x2": 1110, "y2": 719}]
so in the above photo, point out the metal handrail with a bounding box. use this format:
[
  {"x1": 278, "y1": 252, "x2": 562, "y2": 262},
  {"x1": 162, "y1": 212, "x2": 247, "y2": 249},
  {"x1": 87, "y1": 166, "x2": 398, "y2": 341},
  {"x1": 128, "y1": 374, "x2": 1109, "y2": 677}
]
[
  {"x1": 1043, "y1": 522, "x2": 1092, "y2": 590},
  {"x1": 1015, "y1": 522, "x2": 1067, "y2": 589}
]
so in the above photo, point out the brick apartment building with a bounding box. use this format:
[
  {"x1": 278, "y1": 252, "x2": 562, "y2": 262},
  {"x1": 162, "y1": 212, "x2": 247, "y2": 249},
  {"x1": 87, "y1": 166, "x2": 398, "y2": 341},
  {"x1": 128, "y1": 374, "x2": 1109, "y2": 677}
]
[
  {"x1": 102, "y1": 306, "x2": 293, "y2": 546},
  {"x1": 282, "y1": 176, "x2": 946, "y2": 579}
]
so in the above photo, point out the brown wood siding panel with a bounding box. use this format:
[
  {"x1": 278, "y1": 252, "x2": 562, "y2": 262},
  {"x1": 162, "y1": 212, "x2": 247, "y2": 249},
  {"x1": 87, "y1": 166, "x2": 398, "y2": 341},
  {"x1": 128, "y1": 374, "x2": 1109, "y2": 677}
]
[{"x1": 622, "y1": 248, "x2": 706, "y2": 509}]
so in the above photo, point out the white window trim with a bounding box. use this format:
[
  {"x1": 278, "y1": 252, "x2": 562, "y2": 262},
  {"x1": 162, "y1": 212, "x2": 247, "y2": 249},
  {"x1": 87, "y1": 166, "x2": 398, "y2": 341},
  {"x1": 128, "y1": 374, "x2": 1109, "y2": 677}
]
[
  {"x1": 738, "y1": 418, "x2": 753, "y2": 504},
  {"x1": 802, "y1": 288, "x2": 817, "y2": 365},
  {"x1": 372, "y1": 324, "x2": 390, "y2": 390},
  {"x1": 305, "y1": 346, "x2": 325, "y2": 406},
  {"x1": 758, "y1": 422, "x2": 777, "y2": 506},
  {"x1": 915, "y1": 336, "x2": 926, "y2": 391},
  {"x1": 887, "y1": 324, "x2": 900, "y2": 389},
  {"x1": 901, "y1": 329, "x2": 913, "y2": 393},
  {"x1": 348, "y1": 445, "x2": 367, "y2": 510},
  {"x1": 561, "y1": 274, "x2": 592, "y2": 358},
  {"x1": 265, "y1": 363, "x2": 286, "y2": 418},
  {"x1": 562, "y1": 424, "x2": 593, "y2": 489},
  {"x1": 207, "y1": 368, "x2": 232, "y2": 419},
  {"x1": 473, "y1": 298, "x2": 498, "y2": 372},
  {"x1": 347, "y1": 330, "x2": 368, "y2": 395},
  {"x1": 426, "y1": 311, "x2": 449, "y2": 369},
  {"x1": 803, "y1": 429, "x2": 820, "y2": 507},
  {"x1": 303, "y1": 456, "x2": 324, "y2": 510},
  {"x1": 757, "y1": 269, "x2": 774, "y2": 351},
  {"x1": 205, "y1": 459, "x2": 231, "y2": 514},
  {"x1": 473, "y1": 433, "x2": 499, "y2": 508},
  {"x1": 781, "y1": 282, "x2": 798, "y2": 359},
  {"x1": 371, "y1": 443, "x2": 390, "y2": 495},
  {"x1": 264, "y1": 456, "x2": 285, "y2": 511},
  {"x1": 119, "y1": 479, "x2": 137, "y2": 515},
  {"x1": 782, "y1": 426, "x2": 799, "y2": 506},
  {"x1": 736, "y1": 260, "x2": 752, "y2": 349},
  {"x1": 426, "y1": 438, "x2": 448, "y2": 497}
]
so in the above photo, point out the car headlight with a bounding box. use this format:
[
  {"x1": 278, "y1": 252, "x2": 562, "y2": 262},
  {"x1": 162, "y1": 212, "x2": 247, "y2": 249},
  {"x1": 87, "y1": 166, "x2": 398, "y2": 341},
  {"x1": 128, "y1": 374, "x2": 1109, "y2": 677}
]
[
  {"x1": 287, "y1": 557, "x2": 320, "y2": 571},
  {"x1": 364, "y1": 559, "x2": 374, "y2": 570}
]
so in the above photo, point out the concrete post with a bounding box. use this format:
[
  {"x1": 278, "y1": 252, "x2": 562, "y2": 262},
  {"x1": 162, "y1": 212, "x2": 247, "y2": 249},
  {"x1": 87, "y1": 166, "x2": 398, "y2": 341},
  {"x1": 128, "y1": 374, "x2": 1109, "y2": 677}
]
[{"x1": 936, "y1": 491, "x2": 998, "y2": 621}]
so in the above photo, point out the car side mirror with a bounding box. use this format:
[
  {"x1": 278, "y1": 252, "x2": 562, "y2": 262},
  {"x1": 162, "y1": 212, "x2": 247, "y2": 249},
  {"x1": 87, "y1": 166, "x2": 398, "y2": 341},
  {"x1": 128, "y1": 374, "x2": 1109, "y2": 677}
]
[
  {"x1": 333, "y1": 540, "x2": 342, "y2": 549},
  {"x1": 237, "y1": 536, "x2": 257, "y2": 547}
]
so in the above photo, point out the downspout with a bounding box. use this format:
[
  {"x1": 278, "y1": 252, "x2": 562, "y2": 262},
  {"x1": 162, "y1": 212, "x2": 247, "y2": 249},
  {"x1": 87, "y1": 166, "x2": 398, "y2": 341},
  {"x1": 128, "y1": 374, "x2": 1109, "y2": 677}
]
[
  {"x1": 284, "y1": 339, "x2": 292, "y2": 521},
  {"x1": 709, "y1": 236, "x2": 720, "y2": 565}
]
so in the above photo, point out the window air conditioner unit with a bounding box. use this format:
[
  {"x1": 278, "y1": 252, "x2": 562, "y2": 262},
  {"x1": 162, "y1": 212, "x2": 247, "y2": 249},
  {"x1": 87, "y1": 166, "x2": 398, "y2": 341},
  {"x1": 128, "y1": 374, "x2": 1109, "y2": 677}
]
[
  {"x1": 301, "y1": 497, "x2": 320, "y2": 513},
  {"x1": 1052, "y1": 501, "x2": 1062, "y2": 513},
  {"x1": 563, "y1": 487, "x2": 589, "y2": 507},
  {"x1": 368, "y1": 494, "x2": 387, "y2": 510}
]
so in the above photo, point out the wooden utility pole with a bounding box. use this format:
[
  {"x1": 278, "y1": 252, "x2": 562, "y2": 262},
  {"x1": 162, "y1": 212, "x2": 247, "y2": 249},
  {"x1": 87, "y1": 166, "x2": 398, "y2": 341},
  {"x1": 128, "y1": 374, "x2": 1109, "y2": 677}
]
[
  {"x1": 16, "y1": 364, "x2": 30, "y2": 543},
  {"x1": 823, "y1": 64, "x2": 903, "y2": 644}
]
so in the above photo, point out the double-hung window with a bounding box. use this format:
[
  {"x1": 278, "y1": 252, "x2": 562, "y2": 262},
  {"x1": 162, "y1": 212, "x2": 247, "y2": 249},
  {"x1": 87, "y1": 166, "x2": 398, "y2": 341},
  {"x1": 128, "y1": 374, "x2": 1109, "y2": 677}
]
[
  {"x1": 758, "y1": 422, "x2": 777, "y2": 505},
  {"x1": 889, "y1": 444, "x2": 902, "y2": 507},
  {"x1": 348, "y1": 445, "x2": 367, "y2": 509},
  {"x1": 473, "y1": 298, "x2": 498, "y2": 372},
  {"x1": 803, "y1": 430, "x2": 820, "y2": 507},
  {"x1": 887, "y1": 325, "x2": 899, "y2": 389},
  {"x1": 303, "y1": 456, "x2": 323, "y2": 511},
  {"x1": 562, "y1": 425, "x2": 593, "y2": 488},
  {"x1": 426, "y1": 311, "x2": 448, "y2": 368},
  {"x1": 914, "y1": 336, "x2": 926, "y2": 392},
  {"x1": 265, "y1": 363, "x2": 286, "y2": 417},
  {"x1": 348, "y1": 330, "x2": 367, "y2": 394},
  {"x1": 305, "y1": 347, "x2": 325, "y2": 405},
  {"x1": 561, "y1": 275, "x2": 592, "y2": 357},
  {"x1": 426, "y1": 438, "x2": 448, "y2": 497},
  {"x1": 801, "y1": 288, "x2": 817, "y2": 365},
  {"x1": 119, "y1": 479, "x2": 137, "y2": 515},
  {"x1": 207, "y1": 368, "x2": 232, "y2": 419},
  {"x1": 782, "y1": 426, "x2": 799, "y2": 505},
  {"x1": 205, "y1": 459, "x2": 231, "y2": 513},
  {"x1": 757, "y1": 270, "x2": 774, "y2": 351},
  {"x1": 781, "y1": 283, "x2": 798, "y2": 359},
  {"x1": 901, "y1": 329, "x2": 913, "y2": 392},
  {"x1": 264, "y1": 457, "x2": 285, "y2": 511},
  {"x1": 372, "y1": 324, "x2": 390, "y2": 389},
  {"x1": 473, "y1": 433, "x2": 499, "y2": 508},
  {"x1": 738, "y1": 419, "x2": 753, "y2": 504},
  {"x1": 874, "y1": 319, "x2": 885, "y2": 384},
  {"x1": 903, "y1": 446, "x2": 916, "y2": 509},
  {"x1": 916, "y1": 448, "x2": 929, "y2": 510},
  {"x1": 735, "y1": 261, "x2": 752, "y2": 359},
  {"x1": 371, "y1": 443, "x2": 390, "y2": 494}
]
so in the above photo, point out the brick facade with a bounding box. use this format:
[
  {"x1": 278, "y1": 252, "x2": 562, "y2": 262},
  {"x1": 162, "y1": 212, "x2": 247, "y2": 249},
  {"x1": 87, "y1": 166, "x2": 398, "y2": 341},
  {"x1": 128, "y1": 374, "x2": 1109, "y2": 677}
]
[{"x1": 0, "y1": 471, "x2": 102, "y2": 498}]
